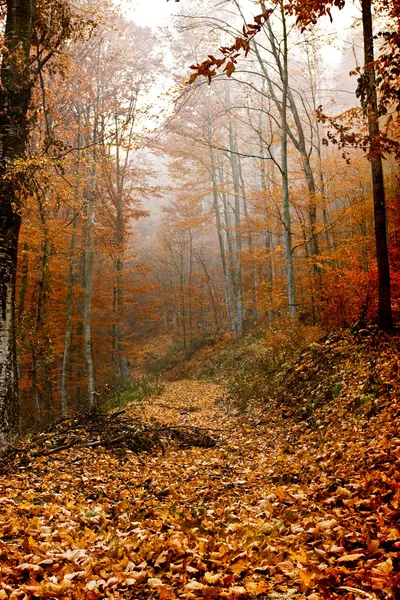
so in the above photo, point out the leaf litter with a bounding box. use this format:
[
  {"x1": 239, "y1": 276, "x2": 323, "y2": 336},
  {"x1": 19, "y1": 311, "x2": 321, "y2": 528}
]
[{"x1": 1, "y1": 329, "x2": 400, "y2": 599}]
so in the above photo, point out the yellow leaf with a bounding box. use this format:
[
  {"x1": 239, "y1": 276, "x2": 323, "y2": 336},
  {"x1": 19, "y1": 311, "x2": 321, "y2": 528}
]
[
  {"x1": 204, "y1": 571, "x2": 221, "y2": 584},
  {"x1": 337, "y1": 553, "x2": 365, "y2": 563},
  {"x1": 372, "y1": 558, "x2": 393, "y2": 576},
  {"x1": 148, "y1": 578, "x2": 163, "y2": 587},
  {"x1": 299, "y1": 569, "x2": 313, "y2": 590}
]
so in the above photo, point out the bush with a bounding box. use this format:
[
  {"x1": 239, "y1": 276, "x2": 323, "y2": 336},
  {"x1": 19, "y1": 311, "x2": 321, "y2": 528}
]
[{"x1": 214, "y1": 326, "x2": 322, "y2": 411}]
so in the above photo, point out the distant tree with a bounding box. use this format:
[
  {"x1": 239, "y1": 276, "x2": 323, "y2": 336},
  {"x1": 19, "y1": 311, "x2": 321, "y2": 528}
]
[{"x1": 189, "y1": 0, "x2": 398, "y2": 330}]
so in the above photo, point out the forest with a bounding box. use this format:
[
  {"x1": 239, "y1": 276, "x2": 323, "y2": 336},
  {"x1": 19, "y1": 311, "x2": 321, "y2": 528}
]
[{"x1": 1, "y1": 0, "x2": 400, "y2": 598}]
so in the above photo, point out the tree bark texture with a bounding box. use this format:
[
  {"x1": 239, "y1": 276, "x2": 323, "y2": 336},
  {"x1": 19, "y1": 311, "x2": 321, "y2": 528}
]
[
  {"x1": 0, "y1": 0, "x2": 35, "y2": 451},
  {"x1": 361, "y1": 0, "x2": 392, "y2": 330}
]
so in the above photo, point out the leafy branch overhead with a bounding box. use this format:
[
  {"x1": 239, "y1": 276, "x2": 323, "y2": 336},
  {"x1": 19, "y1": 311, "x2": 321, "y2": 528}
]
[
  {"x1": 184, "y1": 0, "x2": 349, "y2": 85},
  {"x1": 186, "y1": 9, "x2": 274, "y2": 84}
]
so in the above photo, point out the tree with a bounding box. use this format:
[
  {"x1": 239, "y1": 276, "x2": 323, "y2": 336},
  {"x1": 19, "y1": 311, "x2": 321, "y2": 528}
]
[
  {"x1": 360, "y1": 0, "x2": 392, "y2": 330},
  {"x1": 0, "y1": 0, "x2": 92, "y2": 450},
  {"x1": 190, "y1": 0, "x2": 397, "y2": 330},
  {"x1": 0, "y1": 0, "x2": 37, "y2": 451}
]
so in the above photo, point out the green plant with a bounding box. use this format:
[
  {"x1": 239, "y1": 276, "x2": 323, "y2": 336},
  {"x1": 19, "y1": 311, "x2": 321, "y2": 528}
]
[{"x1": 100, "y1": 376, "x2": 165, "y2": 412}]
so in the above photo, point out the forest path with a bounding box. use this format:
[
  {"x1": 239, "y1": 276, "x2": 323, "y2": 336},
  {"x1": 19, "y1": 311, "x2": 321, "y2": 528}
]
[
  {"x1": 0, "y1": 379, "x2": 298, "y2": 599},
  {"x1": 1, "y1": 377, "x2": 393, "y2": 599}
]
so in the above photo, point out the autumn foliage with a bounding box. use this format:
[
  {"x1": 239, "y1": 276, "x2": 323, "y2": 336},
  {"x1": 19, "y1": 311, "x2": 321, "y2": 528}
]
[
  {"x1": 1, "y1": 328, "x2": 400, "y2": 598},
  {"x1": 1, "y1": 0, "x2": 400, "y2": 597}
]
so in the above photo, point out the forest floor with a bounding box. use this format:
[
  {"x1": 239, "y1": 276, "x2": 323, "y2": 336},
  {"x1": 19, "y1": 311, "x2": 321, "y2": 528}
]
[{"x1": 1, "y1": 327, "x2": 400, "y2": 599}]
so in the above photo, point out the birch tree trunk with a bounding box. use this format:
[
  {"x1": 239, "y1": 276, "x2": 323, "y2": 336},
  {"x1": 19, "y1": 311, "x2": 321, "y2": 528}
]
[
  {"x1": 253, "y1": 12, "x2": 296, "y2": 319},
  {"x1": 259, "y1": 146, "x2": 274, "y2": 326},
  {"x1": 279, "y1": 10, "x2": 296, "y2": 320},
  {"x1": 0, "y1": 0, "x2": 35, "y2": 451},
  {"x1": 237, "y1": 150, "x2": 258, "y2": 325},
  {"x1": 228, "y1": 120, "x2": 243, "y2": 336},
  {"x1": 83, "y1": 180, "x2": 96, "y2": 409},
  {"x1": 217, "y1": 162, "x2": 236, "y2": 292},
  {"x1": 61, "y1": 116, "x2": 82, "y2": 417},
  {"x1": 305, "y1": 43, "x2": 331, "y2": 251},
  {"x1": 61, "y1": 214, "x2": 77, "y2": 417},
  {"x1": 208, "y1": 118, "x2": 237, "y2": 336},
  {"x1": 264, "y1": 10, "x2": 320, "y2": 272}
]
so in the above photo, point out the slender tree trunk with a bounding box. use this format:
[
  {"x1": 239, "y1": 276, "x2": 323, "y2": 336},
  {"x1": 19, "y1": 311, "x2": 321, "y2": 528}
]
[
  {"x1": 252, "y1": 25, "x2": 296, "y2": 318},
  {"x1": 236, "y1": 147, "x2": 258, "y2": 324},
  {"x1": 17, "y1": 243, "x2": 29, "y2": 335},
  {"x1": 228, "y1": 122, "x2": 243, "y2": 336},
  {"x1": 280, "y1": 13, "x2": 296, "y2": 320},
  {"x1": 197, "y1": 253, "x2": 221, "y2": 333},
  {"x1": 253, "y1": 3, "x2": 319, "y2": 277},
  {"x1": 113, "y1": 113, "x2": 129, "y2": 380},
  {"x1": 208, "y1": 118, "x2": 237, "y2": 336},
  {"x1": 218, "y1": 163, "x2": 236, "y2": 295},
  {"x1": 16, "y1": 241, "x2": 29, "y2": 379},
  {"x1": 188, "y1": 230, "x2": 194, "y2": 345},
  {"x1": 361, "y1": 0, "x2": 392, "y2": 330},
  {"x1": 259, "y1": 135, "x2": 274, "y2": 325},
  {"x1": 61, "y1": 214, "x2": 77, "y2": 417},
  {"x1": 61, "y1": 119, "x2": 81, "y2": 417},
  {"x1": 31, "y1": 202, "x2": 49, "y2": 426},
  {"x1": 83, "y1": 183, "x2": 96, "y2": 408},
  {"x1": 116, "y1": 253, "x2": 129, "y2": 379},
  {"x1": 111, "y1": 283, "x2": 117, "y2": 378}
]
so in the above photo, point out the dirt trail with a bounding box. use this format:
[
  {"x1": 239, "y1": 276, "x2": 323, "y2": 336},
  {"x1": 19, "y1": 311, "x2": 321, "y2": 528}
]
[
  {"x1": 0, "y1": 379, "x2": 398, "y2": 599},
  {"x1": 0, "y1": 380, "x2": 285, "y2": 600}
]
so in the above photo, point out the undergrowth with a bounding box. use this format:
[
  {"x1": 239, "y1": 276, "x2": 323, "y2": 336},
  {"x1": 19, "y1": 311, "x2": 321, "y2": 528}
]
[
  {"x1": 99, "y1": 375, "x2": 165, "y2": 412},
  {"x1": 141, "y1": 325, "x2": 323, "y2": 411},
  {"x1": 195, "y1": 325, "x2": 323, "y2": 411}
]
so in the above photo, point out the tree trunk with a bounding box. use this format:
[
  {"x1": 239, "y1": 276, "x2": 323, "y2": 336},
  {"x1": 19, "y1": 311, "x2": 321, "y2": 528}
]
[
  {"x1": 264, "y1": 21, "x2": 320, "y2": 274},
  {"x1": 113, "y1": 114, "x2": 129, "y2": 380},
  {"x1": 83, "y1": 184, "x2": 96, "y2": 409},
  {"x1": 61, "y1": 212, "x2": 77, "y2": 417},
  {"x1": 62, "y1": 113, "x2": 82, "y2": 416},
  {"x1": 208, "y1": 118, "x2": 237, "y2": 336},
  {"x1": 31, "y1": 203, "x2": 50, "y2": 427},
  {"x1": 259, "y1": 133, "x2": 274, "y2": 326},
  {"x1": 16, "y1": 241, "x2": 29, "y2": 379},
  {"x1": 277, "y1": 9, "x2": 296, "y2": 319},
  {"x1": 188, "y1": 230, "x2": 194, "y2": 345},
  {"x1": 116, "y1": 254, "x2": 129, "y2": 379},
  {"x1": 252, "y1": 28, "x2": 296, "y2": 319},
  {"x1": 0, "y1": 204, "x2": 21, "y2": 449},
  {"x1": 237, "y1": 149, "x2": 258, "y2": 325},
  {"x1": 228, "y1": 121, "x2": 243, "y2": 336},
  {"x1": 196, "y1": 252, "x2": 222, "y2": 333},
  {"x1": 361, "y1": 0, "x2": 392, "y2": 330},
  {"x1": 0, "y1": 0, "x2": 35, "y2": 451},
  {"x1": 217, "y1": 162, "x2": 236, "y2": 299}
]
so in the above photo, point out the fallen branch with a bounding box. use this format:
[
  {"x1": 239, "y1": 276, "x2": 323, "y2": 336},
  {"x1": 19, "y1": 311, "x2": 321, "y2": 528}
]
[{"x1": 1, "y1": 409, "x2": 219, "y2": 472}]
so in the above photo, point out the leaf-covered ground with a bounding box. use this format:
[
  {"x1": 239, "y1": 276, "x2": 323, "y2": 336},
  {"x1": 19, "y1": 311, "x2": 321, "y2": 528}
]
[{"x1": 1, "y1": 328, "x2": 400, "y2": 599}]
